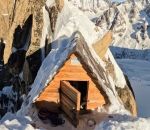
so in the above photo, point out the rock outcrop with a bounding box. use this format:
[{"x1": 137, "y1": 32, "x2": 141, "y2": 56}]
[{"x1": 0, "y1": 0, "x2": 45, "y2": 63}]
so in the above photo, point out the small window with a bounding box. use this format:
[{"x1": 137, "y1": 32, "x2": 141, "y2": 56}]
[{"x1": 71, "y1": 57, "x2": 81, "y2": 65}]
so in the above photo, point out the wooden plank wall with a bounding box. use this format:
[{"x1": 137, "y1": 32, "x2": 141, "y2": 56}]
[{"x1": 36, "y1": 54, "x2": 106, "y2": 111}]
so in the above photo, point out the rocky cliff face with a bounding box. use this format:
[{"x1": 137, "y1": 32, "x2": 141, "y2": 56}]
[
  {"x1": 0, "y1": 0, "x2": 46, "y2": 115},
  {"x1": 0, "y1": 0, "x2": 45, "y2": 62}
]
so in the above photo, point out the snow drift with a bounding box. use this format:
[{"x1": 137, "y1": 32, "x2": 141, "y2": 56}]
[{"x1": 95, "y1": 114, "x2": 150, "y2": 130}]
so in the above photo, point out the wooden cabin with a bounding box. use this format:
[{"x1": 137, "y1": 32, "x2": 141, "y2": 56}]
[{"x1": 34, "y1": 33, "x2": 109, "y2": 127}]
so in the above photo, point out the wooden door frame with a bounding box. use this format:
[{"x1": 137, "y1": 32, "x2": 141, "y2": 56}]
[
  {"x1": 60, "y1": 80, "x2": 81, "y2": 127},
  {"x1": 63, "y1": 80, "x2": 89, "y2": 107}
]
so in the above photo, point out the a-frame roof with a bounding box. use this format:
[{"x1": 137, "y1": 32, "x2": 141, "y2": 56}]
[{"x1": 25, "y1": 31, "x2": 117, "y2": 107}]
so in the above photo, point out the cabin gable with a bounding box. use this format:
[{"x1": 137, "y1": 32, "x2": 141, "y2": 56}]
[{"x1": 35, "y1": 53, "x2": 106, "y2": 112}]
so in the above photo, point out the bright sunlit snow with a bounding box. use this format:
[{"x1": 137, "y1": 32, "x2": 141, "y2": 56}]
[
  {"x1": 95, "y1": 114, "x2": 150, "y2": 130},
  {"x1": 117, "y1": 59, "x2": 150, "y2": 117}
]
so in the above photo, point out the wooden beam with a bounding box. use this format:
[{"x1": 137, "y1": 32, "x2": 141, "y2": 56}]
[{"x1": 92, "y1": 31, "x2": 113, "y2": 58}]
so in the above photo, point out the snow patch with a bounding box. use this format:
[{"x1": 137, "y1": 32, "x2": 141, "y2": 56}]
[
  {"x1": 95, "y1": 114, "x2": 150, "y2": 130},
  {"x1": 0, "y1": 113, "x2": 37, "y2": 130}
]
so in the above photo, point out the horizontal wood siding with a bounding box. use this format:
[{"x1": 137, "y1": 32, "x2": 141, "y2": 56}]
[
  {"x1": 36, "y1": 54, "x2": 106, "y2": 111},
  {"x1": 87, "y1": 81, "x2": 105, "y2": 109}
]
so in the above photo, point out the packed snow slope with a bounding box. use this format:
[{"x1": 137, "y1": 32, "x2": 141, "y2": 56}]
[
  {"x1": 0, "y1": 113, "x2": 37, "y2": 130},
  {"x1": 117, "y1": 59, "x2": 150, "y2": 117},
  {"x1": 1, "y1": 113, "x2": 150, "y2": 130},
  {"x1": 95, "y1": 114, "x2": 150, "y2": 130}
]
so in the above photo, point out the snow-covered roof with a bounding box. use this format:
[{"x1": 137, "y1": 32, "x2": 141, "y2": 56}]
[
  {"x1": 19, "y1": 31, "x2": 126, "y2": 116},
  {"x1": 27, "y1": 31, "x2": 109, "y2": 103},
  {"x1": 34, "y1": 31, "x2": 115, "y2": 103}
]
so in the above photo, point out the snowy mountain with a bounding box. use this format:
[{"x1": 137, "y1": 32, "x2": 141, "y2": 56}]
[
  {"x1": 72, "y1": 0, "x2": 150, "y2": 49},
  {"x1": 0, "y1": 0, "x2": 150, "y2": 130}
]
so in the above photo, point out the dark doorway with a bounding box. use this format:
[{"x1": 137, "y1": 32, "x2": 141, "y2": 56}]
[{"x1": 69, "y1": 81, "x2": 88, "y2": 110}]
